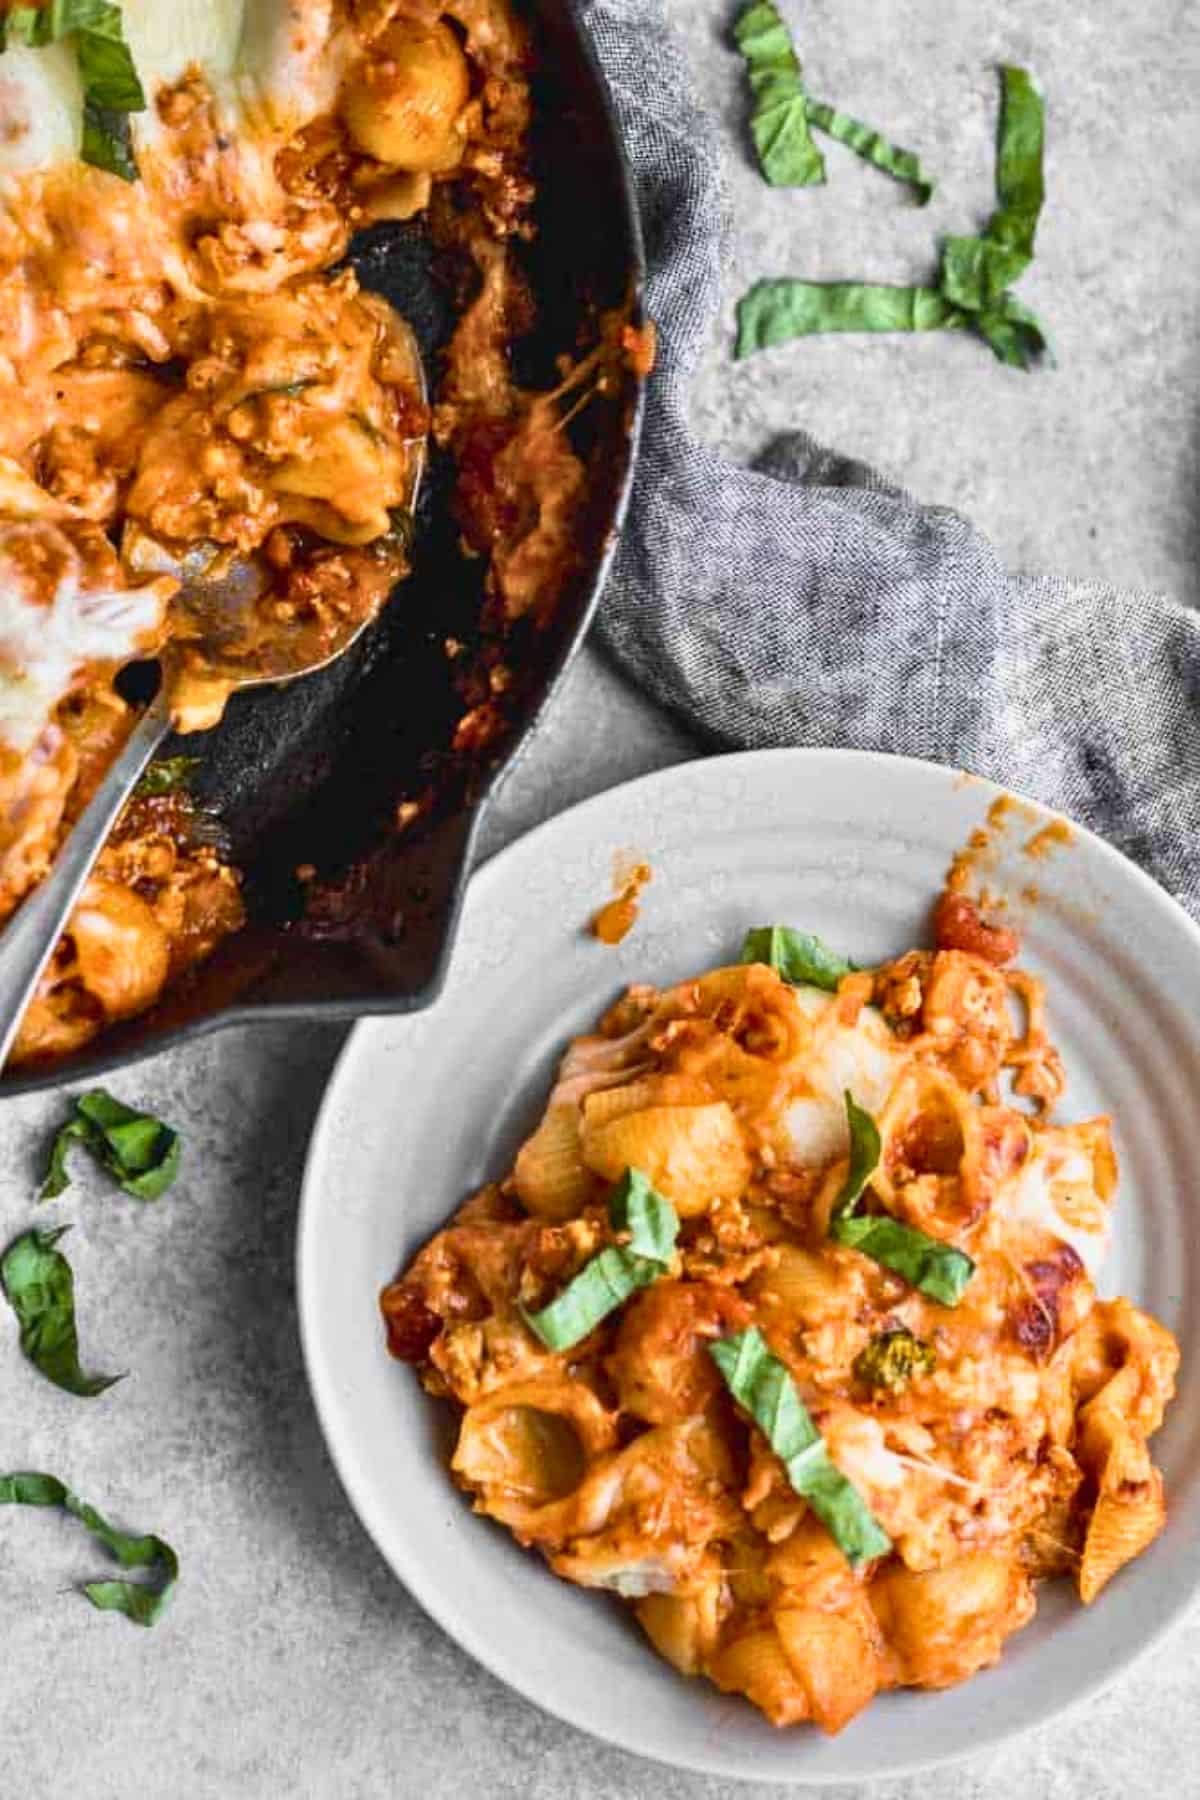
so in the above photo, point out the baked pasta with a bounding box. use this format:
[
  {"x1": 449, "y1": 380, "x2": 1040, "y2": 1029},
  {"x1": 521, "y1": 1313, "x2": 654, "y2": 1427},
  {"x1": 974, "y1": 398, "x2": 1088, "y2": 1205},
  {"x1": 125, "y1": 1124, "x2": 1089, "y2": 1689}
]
[
  {"x1": 382, "y1": 891, "x2": 1180, "y2": 1735},
  {"x1": 0, "y1": 0, "x2": 598, "y2": 1062}
]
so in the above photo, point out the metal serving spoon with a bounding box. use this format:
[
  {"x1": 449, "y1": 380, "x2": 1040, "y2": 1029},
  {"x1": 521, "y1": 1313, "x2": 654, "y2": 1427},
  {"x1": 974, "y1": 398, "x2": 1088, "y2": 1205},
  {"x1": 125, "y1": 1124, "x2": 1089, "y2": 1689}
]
[{"x1": 0, "y1": 403, "x2": 424, "y2": 1071}]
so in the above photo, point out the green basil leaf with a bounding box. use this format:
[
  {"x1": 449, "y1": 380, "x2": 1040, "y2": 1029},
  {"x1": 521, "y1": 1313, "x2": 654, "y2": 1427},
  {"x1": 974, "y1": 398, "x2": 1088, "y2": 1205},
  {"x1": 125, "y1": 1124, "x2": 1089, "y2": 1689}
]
[
  {"x1": 0, "y1": 1471, "x2": 68, "y2": 1506},
  {"x1": 0, "y1": 0, "x2": 145, "y2": 180},
  {"x1": 852, "y1": 1327, "x2": 936, "y2": 1392},
  {"x1": 40, "y1": 1089, "x2": 181, "y2": 1202},
  {"x1": 521, "y1": 1169, "x2": 678, "y2": 1351},
  {"x1": 73, "y1": 7, "x2": 144, "y2": 110},
  {"x1": 827, "y1": 1093, "x2": 975, "y2": 1303},
  {"x1": 709, "y1": 1326, "x2": 891, "y2": 1569},
  {"x1": 829, "y1": 1090, "x2": 882, "y2": 1221},
  {"x1": 0, "y1": 1226, "x2": 122, "y2": 1397},
  {"x1": 740, "y1": 925, "x2": 854, "y2": 991},
  {"x1": 608, "y1": 1166, "x2": 680, "y2": 1264},
  {"x1": 521, "y1": 1245, "x2": 661, "y2": 1351},
  {"x1": 134, "y1": 755, "x2": 202, "y2": 799},
  {"x1": 38, "y1": 1118, "x2": 90, "y2": 1202},
  {"x1": 0, "y1": 1472, "x2": 177, "y2": 1626},
  {"x1": 973, "y1": 291, "x2": 1052, "y2": 372},
  {"x1": 736, "y1": 280, "x2": 961, "y2": 359},
  {"x1": 990, "y1": 64, "x2": 1045, "y2": 263},
  {"x1": 806, "y1": 99, "x2": 934, "y2": 203},
  {"x1": 733, "y1": 0, "x2": 826, "y2": 188},
  {"x1": 830, "y1": 1212, "x2": 976, "y2": 1305},
  {"x1": 934, "y1": 66, "x2": 1047, "y2": 363},
  {"x1": 939, "y1": 233, "x2": 1030, "y2": 313}
]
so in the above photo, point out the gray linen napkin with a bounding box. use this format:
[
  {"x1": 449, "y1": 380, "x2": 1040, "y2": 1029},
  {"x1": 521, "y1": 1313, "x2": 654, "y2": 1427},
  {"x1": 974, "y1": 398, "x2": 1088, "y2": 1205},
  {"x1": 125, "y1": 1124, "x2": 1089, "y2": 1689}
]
[{"x1": 573, "y1": 0, "x2": 1200, "y2": 918}]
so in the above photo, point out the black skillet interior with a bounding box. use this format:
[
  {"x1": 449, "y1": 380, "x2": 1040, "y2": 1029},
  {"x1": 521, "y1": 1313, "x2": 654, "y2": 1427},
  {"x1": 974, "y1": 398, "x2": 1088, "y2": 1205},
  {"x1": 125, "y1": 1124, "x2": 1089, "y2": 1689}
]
[{"x1": 2, "y1": 0, "x2": 645, "y2": 1095}]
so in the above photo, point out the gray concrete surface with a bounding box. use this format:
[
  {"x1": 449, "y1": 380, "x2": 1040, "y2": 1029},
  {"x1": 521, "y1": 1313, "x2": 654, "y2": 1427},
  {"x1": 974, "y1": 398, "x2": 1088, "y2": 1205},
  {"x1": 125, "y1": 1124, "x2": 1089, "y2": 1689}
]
[{"x1": 2, "y1": 0, "x2": 1198, "y2": 1794}]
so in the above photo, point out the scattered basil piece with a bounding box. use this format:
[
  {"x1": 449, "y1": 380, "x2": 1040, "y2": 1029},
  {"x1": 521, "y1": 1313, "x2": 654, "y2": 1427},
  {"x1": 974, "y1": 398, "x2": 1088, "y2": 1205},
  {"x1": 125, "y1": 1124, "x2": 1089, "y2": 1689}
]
[
  {"x1": 521, "y1": 1168, "x2": 678, "y2": 1352},
  {"x1": 733, "y1": 0, "x2": 826, "y2": 188},
  {"x1": 740, "y1": 924, "x2": 855, "y2": 991},
  {"x1": 853, "y1": 1327, "x2": 936, "y2": 1392},
  {"x1": 735, "y1": 280, "x2": 960, "y2": 359},
  {"x1": 806, "y1": 100, "x2": 934, "y2": 204},
  {"x1": 40, "y1": 1089, "x2": 181, "y2": 1202},
  {"x1": 735, "y1": 65, "x2": 1048, "y2": 370},
  {"x1": 0, "y1": 1471, "x2": 177, "y2": 1626},
  {"x1": 827, "y1": 1092, "x2": 976, "y2": 1305},
  {"x1": 936, "y1": 67, "x2": 1046, "y2": 335},
  {"x1": 0, "y1": 1, "x2": 146, "y2": 181},
  {"x1": 709, "y1": 1326, "x2": 891, "y2": 1569},
  {"x1": 733, "y1": 2, "x2": 934, "y2": 202},
  {"x1": 972, "y1": 289, "x2": 1050, "y2": 373},
  {"x1": 0, "y1": 1226, "x2": 122, "y2": 1397},
  {"x1": 135, "y1": 756, "x2": 201, "y2": 799}
]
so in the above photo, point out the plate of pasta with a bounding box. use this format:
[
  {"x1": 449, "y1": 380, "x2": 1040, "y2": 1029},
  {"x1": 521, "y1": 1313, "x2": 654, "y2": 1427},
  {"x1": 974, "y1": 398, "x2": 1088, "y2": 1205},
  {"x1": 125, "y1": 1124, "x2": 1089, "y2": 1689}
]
[{"x1": 298, "y1": 748, "x2": 1200, "y2": 1782}]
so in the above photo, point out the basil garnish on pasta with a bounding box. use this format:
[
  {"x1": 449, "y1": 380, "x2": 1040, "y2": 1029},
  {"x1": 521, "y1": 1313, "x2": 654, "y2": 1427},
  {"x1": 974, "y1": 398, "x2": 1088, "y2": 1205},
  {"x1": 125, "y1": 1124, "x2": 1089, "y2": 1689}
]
[
  {"x1": 40, "y1": 1089, "x2": 181, "y2": 1202},
  {"x1": 828, "y1": 1092, "x2": 976, "y2": 1305},
  {"x1": 740, "y1": 925, "x2": 854, "y2": 991},
  {"x1": 0, "y1": 1472, "x2": 177, "y2": 1626},
  {"x1": 521, "y1": 1169, "x2": 679, "y2": 1351},
  {"x1": 0, "y1": 1, "x2": 146, "y2": 181},
  {"x1": 0, "y1": 1226, "x2": 122, "y2": 1397},
  {"x1": 709, "y1": 1326, "x2": 891, "y2": 1569}
]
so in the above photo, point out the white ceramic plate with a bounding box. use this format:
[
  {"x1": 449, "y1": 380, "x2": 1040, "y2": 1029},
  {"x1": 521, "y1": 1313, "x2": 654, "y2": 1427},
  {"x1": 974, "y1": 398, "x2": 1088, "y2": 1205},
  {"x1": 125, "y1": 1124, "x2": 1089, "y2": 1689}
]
[{"x1": 298, "y1": 748, "x2": 1200, "y2": 1784}]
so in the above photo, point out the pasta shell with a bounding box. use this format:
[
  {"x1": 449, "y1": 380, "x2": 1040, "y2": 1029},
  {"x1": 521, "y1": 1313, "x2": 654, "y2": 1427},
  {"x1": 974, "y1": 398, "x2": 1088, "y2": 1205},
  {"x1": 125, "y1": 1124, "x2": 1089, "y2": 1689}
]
[
  {"x1": 775, "y1": 1607, "x2": 881, "y2": 1735},
  {"x1": 707, "y1": 1627, "x2": 809, "y2": 1727},
  {"x1": 637, "y1": 1582, "x2": 726, "y2": 1675},
  {"x1": 513, "y1": 1103, "x2": 599, "y2": 1220},
  {"x1": 579, "y1": 1102, "x2": 750, "y2": 1217},
  {"x1": 581, "y1": 1075, "x2": 714, "y2": 1129},
  {"x1": 1078, "y1": 1471, "x2": 1165, "y2": 1604}
]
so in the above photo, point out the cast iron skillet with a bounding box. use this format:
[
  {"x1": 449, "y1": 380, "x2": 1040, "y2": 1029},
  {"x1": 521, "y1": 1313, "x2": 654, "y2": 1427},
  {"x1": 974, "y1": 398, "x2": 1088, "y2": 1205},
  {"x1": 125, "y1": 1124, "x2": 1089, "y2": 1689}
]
[{"x1": 4, "y1": 0, "x2": 646, "y2": 1096}]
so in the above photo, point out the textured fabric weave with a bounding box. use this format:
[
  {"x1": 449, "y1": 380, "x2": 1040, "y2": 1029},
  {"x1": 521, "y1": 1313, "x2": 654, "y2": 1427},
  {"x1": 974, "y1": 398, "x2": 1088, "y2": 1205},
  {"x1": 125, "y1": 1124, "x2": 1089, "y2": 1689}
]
[{"x1": 573, "y1": 0, "x2": 1200, "y2": 917}]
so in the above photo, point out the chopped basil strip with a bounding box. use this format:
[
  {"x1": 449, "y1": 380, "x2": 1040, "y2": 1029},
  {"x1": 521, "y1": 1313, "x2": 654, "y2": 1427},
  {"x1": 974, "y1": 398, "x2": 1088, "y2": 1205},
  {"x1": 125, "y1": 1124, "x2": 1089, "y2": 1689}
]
[
  {"x1": 608, "y1": 1167, "x2": 679, "y2": 1262},
  {"x1": 971, "y1": 289, "x2": 1051, "y2": 373},
  {"x1": 733, "y1": 0, "x2": 825, "y2": 188},
  {"x1": 0, "y1": 1472, "x2": 177, "y2": 1626},
  {"x1": 521, "y1": 1169, "x2": 678, "y2": 1352},
  {"x1": 740, "y1": 925, "x2": 854, "y2": 991},
  {"x1": 709, "y1": 1326, "x2": 891, "y2": 1569},
  {"x1": 831, "y1": 1213, "x2": 976, "y2": 1306},
  {"x1": 0, "y1": 1, "x2": 146, "y2": 181},
  {"x1": 829, "y1": 1091, "x2": 881, "y2": 1219},
  {"x1": 734, "y1": 65, "x2": 1048, "y2": 371},
  {"x1": 135, "y1": 756, "x2": 201, "y2": 799},
  {"x1": 853, "y1": 1327, "x2": 937, "y2": 1392},
  {"x1": 0, "y1": 1227, "x2": 122, "y2": 1397},
  {"x1": 806, "y1": 100, "x2": 934, "y2": 203},
  {"x1": 40, "y1": 1089, "x2": 181, "y2": 1202},
  {"x1": 736, "y1": 281, "x2": 960, "y2": 359},
  {"x1": 828, "y1": 1093, "x2": 976, "y2": 1305},
  {"x1": 733, "y1": 2, "x2": 934, "y2": 202}
]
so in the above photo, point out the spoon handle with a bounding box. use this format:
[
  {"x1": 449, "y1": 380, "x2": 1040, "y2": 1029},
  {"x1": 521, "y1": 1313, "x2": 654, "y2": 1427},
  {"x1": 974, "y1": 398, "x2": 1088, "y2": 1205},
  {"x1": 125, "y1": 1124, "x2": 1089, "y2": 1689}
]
[{"x1": 0, "y1": 689, "x2": 174, "y2": 1072}]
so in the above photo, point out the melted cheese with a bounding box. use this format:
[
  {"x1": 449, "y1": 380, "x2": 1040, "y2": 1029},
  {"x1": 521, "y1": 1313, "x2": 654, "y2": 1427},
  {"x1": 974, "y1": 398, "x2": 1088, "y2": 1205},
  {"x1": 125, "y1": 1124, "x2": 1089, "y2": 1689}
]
[
  {"x1": 781, "y1": 988, "x2": 909, "y2": 1168},
  {"x1": 0, "y1": 532, "x2": 168, "y2": 750},
  {"x1": 0, "y1": 42, "x2": 82, "y2": 173},
  {"x1": 0, "y1": 0, "x2": 341, "y2": 177},
  {"x1": 996, "y1": 1135, "x2": 1113, "y2": 1278}
]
